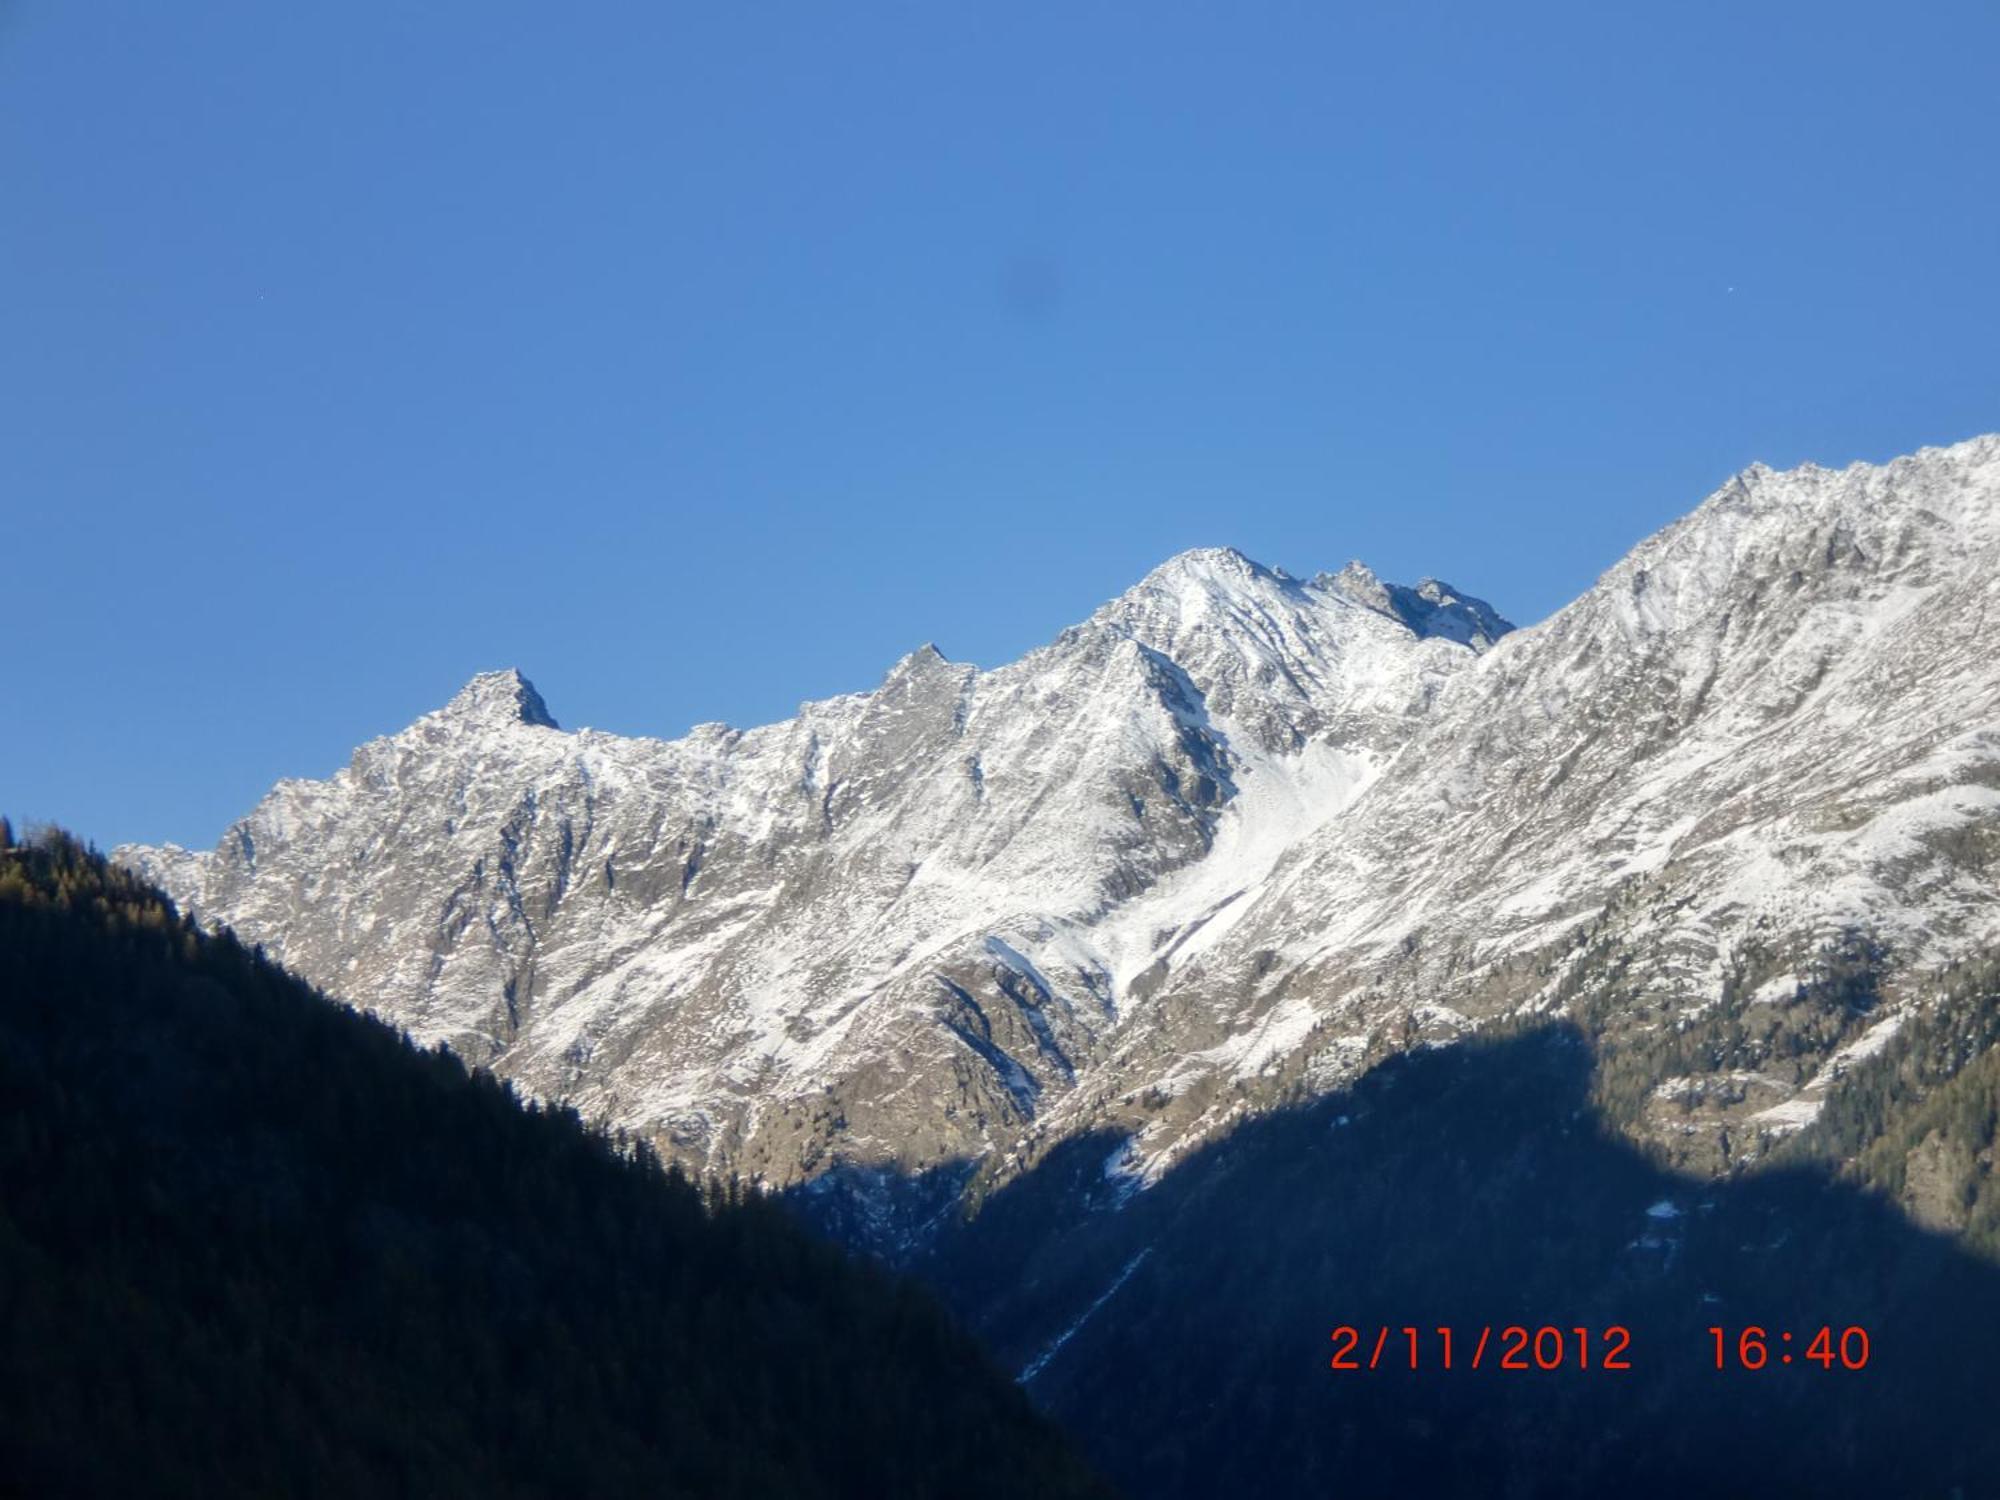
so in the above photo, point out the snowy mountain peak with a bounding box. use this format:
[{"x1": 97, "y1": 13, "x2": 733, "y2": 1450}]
[
  {"x1": 1715, "y1": 432, "x2": 2000, "y2": 517},
  {"x1": 1114, "y1": 547, "x2": 1510, "y2": 656},
  {"x1": 1146, "y1": 545, "x2": 1288, "y2": 584},
  {"x1": 1111, "y1": 548, "x2": 1310, "y2": 621},
  {"x1": 884, "y1": 643, "x2": 957, "y2": 680},
  {"x1": 112, "y1": 433, "x2": 2000, "y2": 1221},
  {"x1": 1317, "y1": 561, "x2": 1514, "y2": 650},
  {"x1": 1320, "y1": 558, "x2": 1388, "y2": 598},
  {"x1": 434, "y1": 670, "x2": 560, "y2": 732},
  {"x1": 1392, "y1": 577, "x2": 1514, "y2": 649}
]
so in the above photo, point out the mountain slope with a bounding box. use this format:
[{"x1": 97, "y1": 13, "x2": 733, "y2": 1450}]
[
  {"x1": 118, "y1": 548, "x2": 1504, "y2": 1192},
  {"x1": 919, "y1": 1021, "x2": 2000, "y2": 1498},
  {"x1": 118, "y1": 435, "x2": 2000, "y2": 1230},
  {"x1": 1083, "y1": 433, "x2": 2000, "y2": 1178},
  {"x1": 0, "y1": 829, "x2": 1112, "y2": 1499}
]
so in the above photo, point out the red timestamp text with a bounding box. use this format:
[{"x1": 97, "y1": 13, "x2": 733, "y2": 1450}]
[
  {"x1": 1707, "y1": 1325, "x2": 1870, "y2": 1370},
  {"x1": 1328, "y1": 1324, "x2": 1633, "y2": 1372}
]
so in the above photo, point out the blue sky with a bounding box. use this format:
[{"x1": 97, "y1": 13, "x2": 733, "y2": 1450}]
[{"x1": 5, "y1": 2, "x2": 1998, "y2": 849}]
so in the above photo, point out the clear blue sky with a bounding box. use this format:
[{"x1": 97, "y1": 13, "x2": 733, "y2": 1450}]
[{"x1": 6, "y1": 2, "x2": 1997, "y2": 850}]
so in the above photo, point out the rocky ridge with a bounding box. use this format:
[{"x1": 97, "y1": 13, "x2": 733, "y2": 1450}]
[{"x1": 120, "y1": 435, "x2": 2000, "y2": 1216}]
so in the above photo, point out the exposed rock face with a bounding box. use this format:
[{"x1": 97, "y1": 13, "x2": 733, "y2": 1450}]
[
  {"x1": 120, "y1": 436, "x2": 2000, "y2": 1219},
  {"x1": 1904, "y1": 1130, "x2": 1975, "y2": 1232}
]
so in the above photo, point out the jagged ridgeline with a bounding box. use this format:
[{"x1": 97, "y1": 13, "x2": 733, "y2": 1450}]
[
  {"x1": 0, "y1": 828, "x2": 1113, "y2": 1500},
  {"x1": 116, "y1": 435, "x2": 2000, "y2": 1218}
]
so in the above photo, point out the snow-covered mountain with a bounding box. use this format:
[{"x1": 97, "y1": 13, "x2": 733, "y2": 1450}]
[{"x1": 119, "y1": 434, "x2": 2000, "y2": 1213}]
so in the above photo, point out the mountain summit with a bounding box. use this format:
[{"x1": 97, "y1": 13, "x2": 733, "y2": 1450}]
[
  {"x1": 119, "y1": 435, "x2": 2000, "y2": 1236},
  {"x1": 1319, "y1": 560, "x2": 1514, "y2": 648},
  {"x1": 435, "y1": 668, "x2": 561, "y2": 731}
]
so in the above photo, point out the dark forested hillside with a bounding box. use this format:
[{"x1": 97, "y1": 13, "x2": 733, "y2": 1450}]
[
  {"x1": 1781, "y1": 953, "x2": 2000, "y2": 1251},
  {"x1": 0, "y1": 826, "x2": 1112, "y2": 1500}
]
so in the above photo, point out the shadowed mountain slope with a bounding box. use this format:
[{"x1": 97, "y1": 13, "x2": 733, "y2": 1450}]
[{"x1": 904, "y1": 1024, "x2": 2000, "y2": 1498}]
